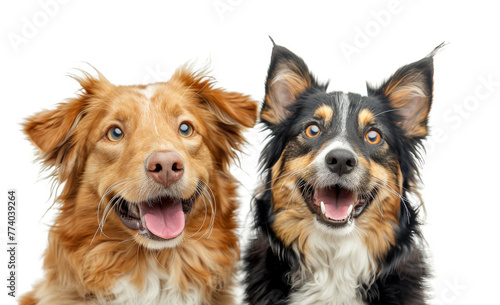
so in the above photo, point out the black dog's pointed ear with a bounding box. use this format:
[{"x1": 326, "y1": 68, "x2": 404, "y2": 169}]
[
  {"x1": 261, "y1": 45, "x2": 318, "y2": 126},
  {"x1": 367, "y1": 44, "x2": 444, "y2": 138}
]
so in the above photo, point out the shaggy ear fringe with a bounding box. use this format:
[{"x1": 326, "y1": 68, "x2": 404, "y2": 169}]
[{"x1": 23, "y1": 70, "x2": 114, "y2": 202}]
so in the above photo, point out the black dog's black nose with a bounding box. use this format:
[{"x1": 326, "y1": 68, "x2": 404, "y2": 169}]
[{"x1": 325, "y1": 149, "x2": 357, "y2": 175}]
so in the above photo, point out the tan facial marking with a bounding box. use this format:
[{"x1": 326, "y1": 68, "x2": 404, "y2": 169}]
[
  {"x1": 358, "y1": 109, "x2": 375, "y2": 126},
  {"x1": 314, "y1": 105, "x2": 334, "y2": 122},
  {"x1": 355, "y1": 160, "x2": 402, "y2": 261}
]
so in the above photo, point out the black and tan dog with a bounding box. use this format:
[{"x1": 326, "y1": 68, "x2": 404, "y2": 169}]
[{"x1": 244, "y1": 43, "x2": 442, "y2": 305}]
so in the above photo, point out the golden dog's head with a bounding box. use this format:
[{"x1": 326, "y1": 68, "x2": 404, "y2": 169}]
[{"x1": 24, "y1": 68, "x2": 257, "y2": 250}]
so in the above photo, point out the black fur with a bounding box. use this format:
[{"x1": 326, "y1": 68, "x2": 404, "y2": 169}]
[
  {"x1": 243, "y1": 179, "x2": 297, "y2": 304},
  {"x1": 244, "y1": 43, "x2": 443, "y2": 305}
]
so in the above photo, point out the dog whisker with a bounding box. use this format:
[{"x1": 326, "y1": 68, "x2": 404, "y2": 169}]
[
  {"x1": 93, "y1": 178, "x2": 146, "y2": 244},
  {"x1": 199, "y1": 179, "x2": 217, "y2": 238},
  {"x1": 373, "y1": 108, "x2": 401, "y2": 117},
  {"x1": 370, "y1": 177, "x2": 411, "y2": 223},
  {"x1": 187, "y1": 180, "x2": 210, "y2": 240}
]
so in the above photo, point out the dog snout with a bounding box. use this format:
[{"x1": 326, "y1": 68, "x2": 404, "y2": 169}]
[
  {"x1": 325, "y1": 149, "x2": 357, "y2": 176},
  {"x1": 146, "y1": 151, "x2": 184, "y2": 188}
]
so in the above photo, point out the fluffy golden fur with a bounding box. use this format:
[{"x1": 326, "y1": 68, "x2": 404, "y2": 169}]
[{"x1": 21, "y1": 67, "x2": 257, "y2": 305}]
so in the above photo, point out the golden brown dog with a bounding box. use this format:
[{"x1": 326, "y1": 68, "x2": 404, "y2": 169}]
[{"x1": 21, "y1": 67, "x2": 257, "y2": 304}]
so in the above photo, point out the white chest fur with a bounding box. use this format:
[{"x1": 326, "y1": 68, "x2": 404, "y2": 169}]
[
  {"x1": 109, "y1": 257, "x2": 203, "y2": 305},
  {"x1": 288, "y1": 231, "x2": 375, "y2": 305}
]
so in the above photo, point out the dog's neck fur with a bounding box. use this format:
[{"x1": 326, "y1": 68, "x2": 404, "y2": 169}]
[
  {"x1": 110, "y1": 256, "x2": 204, "y2": 305},
  {"x1": 34, "y1": 182, "x2": 238, "y2": 304},
  {"x1": 288, "y1": 228, "x2": 375, "y2": 305}
]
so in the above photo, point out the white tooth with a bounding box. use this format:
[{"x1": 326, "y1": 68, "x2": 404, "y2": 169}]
[
  {"x1": 320, "y1": 201, "x2": 326, "y2": 215},
  {"x1": 347, "y1": 204, "x2": 353, "y2": 216}
]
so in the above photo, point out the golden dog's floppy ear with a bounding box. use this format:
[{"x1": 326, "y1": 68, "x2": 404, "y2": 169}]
[
  {"x1": 173, "y1": 68, "x2": 258, "y2": 167},
  {"x1": 23, "y1": 72, "x2": 112, "y2": 198},
  {"x1": 201, "y1": 85, "x2": 258, "y2": 167},
  {"x1": 199, "y1": 85, "x2": 258, "y2": 130},
  {"x1": 24, "y1": 96, "x2": 86, "y2": 199}
]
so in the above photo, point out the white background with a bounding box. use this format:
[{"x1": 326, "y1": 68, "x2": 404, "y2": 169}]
[{"x1": 1, "y1": 1, "x2": 500, "y2": 304}]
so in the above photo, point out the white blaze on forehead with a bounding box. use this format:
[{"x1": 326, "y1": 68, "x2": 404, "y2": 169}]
[
  {"x1": 320, "y1": 139, "x2": 352, "y2": 152},
  {"x1": 335, "y1": 92, "x2": 350, "y2": 137},
  {"x1": 136, "y1": 84, "x2": 160, "y2": 138},
  {"x1": 141, "y1": 84, "x2": 159, "y2": 100},
  {"x1": 315, "y1": 92, "x2": 355, "y2": 165}
]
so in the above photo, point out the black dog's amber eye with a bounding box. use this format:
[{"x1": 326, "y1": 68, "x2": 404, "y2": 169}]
[
  {"x1": 107, "y1": 127, "x2": 124, "y2": 141},
  {"x1": 305, "y1": 124, "x2": 321, "y2": 138},
  {"x1": 179, "y1": 122, "x2": 194, "y2": 137},
  {"x1": 365, "y1": 130, "x2": 381, "y2": 145}
]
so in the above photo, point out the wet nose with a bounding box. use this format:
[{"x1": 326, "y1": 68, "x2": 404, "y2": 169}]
[
  {"x1": 145, "y1": 151, "x2": 184, "y2": 188},
  {"x1": 325, "y1": 149, "x2": 357, "y2": 176}
]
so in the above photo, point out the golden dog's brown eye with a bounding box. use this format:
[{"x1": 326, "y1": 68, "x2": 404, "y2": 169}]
[
  {"x1": 107, "y1": 126, "x2": 123, "y2": 141},
  {"x1": 305, "y1": 124, "x2": 321, "y2": 138},
  {"x1": 365, "y1": 130, "x2": 381, "y2": 145},
  {"x1": 179, "y1": 122, "x2": 193, "y2": 137}
]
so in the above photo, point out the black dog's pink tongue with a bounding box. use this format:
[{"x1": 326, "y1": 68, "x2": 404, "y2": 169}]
[
  {"x1": 141, "y1": 199, "x2": 185, "y2": 239},
  {"x1": 315, "y1": 187, "x2": 354, "y2": 221}
]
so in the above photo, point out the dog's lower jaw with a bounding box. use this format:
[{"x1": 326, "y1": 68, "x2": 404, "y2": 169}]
[
  {"x1": 315, "y1": 217, "x2": 356, "y2": 236},
  {"x1": 138, "y1": 232, "x2": 185, "y2": 250},
  {"x1": 115, "y1": 190, "x2": 198, "y2": 245}
]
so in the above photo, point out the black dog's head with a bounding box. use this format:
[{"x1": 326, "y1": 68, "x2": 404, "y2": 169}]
[{"x1": 258, "y1": 43, "x2": 441, "y2": 259}]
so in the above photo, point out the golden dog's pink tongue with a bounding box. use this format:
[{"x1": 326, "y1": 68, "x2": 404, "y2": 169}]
[
  {"x1": 315, "y1": 187, "x2": 354, "y2": 220},
  {"x1": 142, "y1": 200, "x2": 185, "y2": 239}
]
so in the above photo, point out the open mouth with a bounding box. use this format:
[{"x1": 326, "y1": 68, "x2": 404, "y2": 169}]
[
  {"x1": 114, "y1": 191, "x2": 197, "y2": 241},
  {"x1": 304, "y1": 184, "x2": 373, "y2": 228}
]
